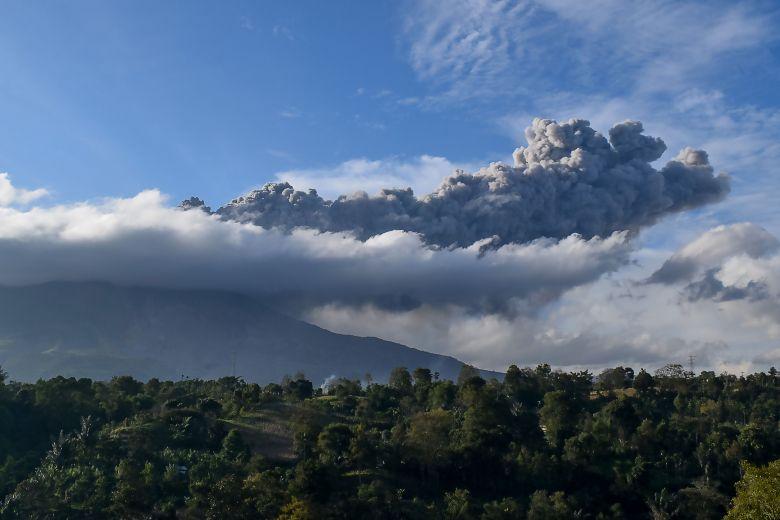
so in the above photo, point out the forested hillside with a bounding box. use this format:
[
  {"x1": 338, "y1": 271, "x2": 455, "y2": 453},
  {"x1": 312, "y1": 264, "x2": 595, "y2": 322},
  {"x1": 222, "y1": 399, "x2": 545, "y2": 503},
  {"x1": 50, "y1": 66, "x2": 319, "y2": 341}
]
[{"x1": 0, "y1": 364, "x2": 778, "y2": 519}]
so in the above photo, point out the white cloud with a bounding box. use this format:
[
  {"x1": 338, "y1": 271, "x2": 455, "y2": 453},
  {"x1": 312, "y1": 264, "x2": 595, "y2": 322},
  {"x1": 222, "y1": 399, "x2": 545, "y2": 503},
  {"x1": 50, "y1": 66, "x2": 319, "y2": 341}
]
[
  {"x1": 0, "y1": 173, "x2": 48, "y2": 206},
  {"x1": 537, "y1": 0, "x2": 770, "y2": 91},
  {"x1": 307, "y1": 222, "x2": 780, "y2": 373},
  {"x1": 0, "y1": 179, "x2": 632, "y2": 313},
  {"x1": 647, "y1": 222, "x2": 779, "y2": 284},
  {"x1": 402, "y1": 0, "x2": 773, "y2": 103},
  {"x1": 690, "y1": 238, "x2": 780, "y2": 338},
  {"x1": 305, "y1": 299, "x2": 732, "y2": 373},
  {"x1": 404, "y1": 1, "x2": 779, "y2": 238},
  {"x1": 275, "y1": 155, "x2": 475, "y2": 199},
  {"x1": 403, "y1": 0, "x2": 534, "y2": 102},
  {"x1": 0, "y1": 173, "x2": 777, "y2": 373}
]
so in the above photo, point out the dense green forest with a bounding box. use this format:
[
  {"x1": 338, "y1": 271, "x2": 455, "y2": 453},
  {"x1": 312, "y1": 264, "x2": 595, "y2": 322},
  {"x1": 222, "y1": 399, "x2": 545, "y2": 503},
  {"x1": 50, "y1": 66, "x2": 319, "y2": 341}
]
[{"x1": 0, "y1": 363, "x2": 778, "y2": 519}]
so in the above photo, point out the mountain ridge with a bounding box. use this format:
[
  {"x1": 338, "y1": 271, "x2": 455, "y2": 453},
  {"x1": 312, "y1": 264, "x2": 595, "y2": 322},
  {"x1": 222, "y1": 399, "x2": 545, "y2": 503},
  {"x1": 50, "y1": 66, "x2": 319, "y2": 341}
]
[{"x1": 0, "y1": 281, "x2": 498, "y2": 384}]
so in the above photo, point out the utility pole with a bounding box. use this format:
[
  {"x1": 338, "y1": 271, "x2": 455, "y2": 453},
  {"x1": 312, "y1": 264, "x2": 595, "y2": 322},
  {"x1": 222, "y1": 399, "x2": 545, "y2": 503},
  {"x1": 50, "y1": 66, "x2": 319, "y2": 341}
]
[{"x1": 688, "y1": 355, "x2": 696, "y2": 376}]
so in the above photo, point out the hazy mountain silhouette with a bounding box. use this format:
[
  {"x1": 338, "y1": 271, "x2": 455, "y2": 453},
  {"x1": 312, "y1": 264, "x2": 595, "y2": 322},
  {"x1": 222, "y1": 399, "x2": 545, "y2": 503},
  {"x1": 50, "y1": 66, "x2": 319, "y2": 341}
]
[{"x1": 0, "y1": 282, "x2": 488, "y2": 384}]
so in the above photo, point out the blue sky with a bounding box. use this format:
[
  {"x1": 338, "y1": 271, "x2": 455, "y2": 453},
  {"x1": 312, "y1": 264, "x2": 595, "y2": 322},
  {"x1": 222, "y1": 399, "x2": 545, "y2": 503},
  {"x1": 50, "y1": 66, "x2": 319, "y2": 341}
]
[
  {"x1": 1, "y1": 0, "x2": 780, "y2": 371},
  {"x1": 3, "y1": 0, "x2": 776, "y2": 214},
  {"x1": 0, "y1": 0, "x2": 508, "y2": 204}
]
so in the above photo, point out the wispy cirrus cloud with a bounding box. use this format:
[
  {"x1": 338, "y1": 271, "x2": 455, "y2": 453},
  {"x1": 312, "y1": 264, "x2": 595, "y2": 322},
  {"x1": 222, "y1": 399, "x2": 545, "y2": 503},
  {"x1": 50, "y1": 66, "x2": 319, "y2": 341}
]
[
  {"x1": 537, "y1": 0, "x2": 772, "y2": 92},
  {"x1": 402, "y1": 0, "x2": 537, "y2": 103},
  {"x1": 402, "y1": 0, "x2": 779, "y2": 240},
  {"x1": 401, "y1": 0, "x2": 775, "y2": 104}
]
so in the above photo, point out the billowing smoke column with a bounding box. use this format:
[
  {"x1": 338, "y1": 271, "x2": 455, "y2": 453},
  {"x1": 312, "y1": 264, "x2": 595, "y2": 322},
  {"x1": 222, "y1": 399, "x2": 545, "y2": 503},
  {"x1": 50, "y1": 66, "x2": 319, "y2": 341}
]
[{"x1": 215, "y1": 118, "x2": 729, "y2": 247}]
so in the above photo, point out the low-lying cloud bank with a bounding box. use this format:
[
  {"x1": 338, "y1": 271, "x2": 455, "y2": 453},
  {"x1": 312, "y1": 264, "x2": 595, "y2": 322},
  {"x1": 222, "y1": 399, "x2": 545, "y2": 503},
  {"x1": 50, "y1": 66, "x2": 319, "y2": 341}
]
[
  {"x1": 648, "y1": 223, "x2": 780, "y2": 340},
  {"x1": 306, "y1": 302, "x2": 730, "y2": 370},
  {"x1": 217, "y1": 118, "x2": 729, "y2": 247},
  {"x1": 0, "y1": 189, "x2": 632, "y2": 312},
  {"x1": 308, "y1": 223, "x2": 780, "y2": 372},
  {"x1": 647, "y1": 222, "x2": 780, "y2": 285}
]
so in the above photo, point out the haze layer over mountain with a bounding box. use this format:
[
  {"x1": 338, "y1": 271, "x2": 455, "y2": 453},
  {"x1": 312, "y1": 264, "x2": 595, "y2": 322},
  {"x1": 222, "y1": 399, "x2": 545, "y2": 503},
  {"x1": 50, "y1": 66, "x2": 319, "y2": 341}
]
[{"x1": 0, "y1": 282, "x2": 476, "y2": 384}]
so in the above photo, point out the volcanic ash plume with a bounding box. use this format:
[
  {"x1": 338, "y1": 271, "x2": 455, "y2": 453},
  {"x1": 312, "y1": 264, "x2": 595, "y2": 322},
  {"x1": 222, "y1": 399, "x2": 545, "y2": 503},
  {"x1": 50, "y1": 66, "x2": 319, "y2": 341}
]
[{"x1": 216, "y1": 118, "x2": 729, "y2": 247}]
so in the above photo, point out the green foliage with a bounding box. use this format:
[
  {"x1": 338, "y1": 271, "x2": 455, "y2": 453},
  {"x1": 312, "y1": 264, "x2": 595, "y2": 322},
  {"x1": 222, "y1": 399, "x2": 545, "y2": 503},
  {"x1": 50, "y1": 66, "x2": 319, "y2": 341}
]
[
  {"x1": 725, "y1": 460, "x2": 780, "y2": 519},
  {"x1": 527, "y1": 490, "x2": 576, "y2": 519},
  {"x1": 388, "y1": 366, "x2": 413, "y2": 394},
  {"x1": 443, "y1": 488, "x2": 477, "y2": 519},
  {"x1": 457, "y1": 364, "x2": 481, "y2": 386},
  {"x1": 316, "y1": 423, "x2": 352, "y2": 465},
  {"x1": 481, "y1": 497, "x2": 522, "y2": 519},
  {"x1": 277, "y1": 496, "x2": 318, "y2": 520},
  {"x1": 539, "y1": 390, "x2": 581, "y2": 447},
  {"x1": 597, "y1": 366, "x2": 634, "y2": 390},
  {"x1": 429, "y1": 380, "x2": 457, "y2": 409},
  {"x1": 285, "y1": 378, "x2": 314, "y2": 401},
  {"x1": 0, "y1": 364, "x2": 777, "y2": 518},
  {"x1": 221, "y1": 430, "x2": 250, "y2": 462},
  {"x1": 633, "y1": 369, "x2": 654, "y2": 391},
  {"x1": 405, "y1": 409, "x2": 455, "y2": 475}
]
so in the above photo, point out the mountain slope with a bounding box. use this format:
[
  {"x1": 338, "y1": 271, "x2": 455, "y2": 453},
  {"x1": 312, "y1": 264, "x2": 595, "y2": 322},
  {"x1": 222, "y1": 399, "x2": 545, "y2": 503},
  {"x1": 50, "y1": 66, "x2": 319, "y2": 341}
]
[{"x1": 0, "y1": 282, "x2": 483, "y2": 384}]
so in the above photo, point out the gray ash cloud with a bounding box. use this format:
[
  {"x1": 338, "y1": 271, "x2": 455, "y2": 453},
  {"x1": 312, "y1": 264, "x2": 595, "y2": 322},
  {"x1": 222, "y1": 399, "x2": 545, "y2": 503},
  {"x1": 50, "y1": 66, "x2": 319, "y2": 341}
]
[
  {"x1": 178, "y1": 196, "x2": 211, "y2": 213},
  {"x1": 214, "y1": 118, "x2": 729, "y2": 247}
]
